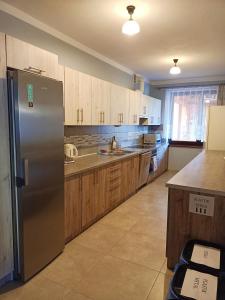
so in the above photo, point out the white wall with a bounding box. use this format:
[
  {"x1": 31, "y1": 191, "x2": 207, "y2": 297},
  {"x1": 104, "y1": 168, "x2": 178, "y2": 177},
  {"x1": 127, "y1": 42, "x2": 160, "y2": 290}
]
[{"x1": 168, "y1": 146, "x2": 202, "y2": 171}]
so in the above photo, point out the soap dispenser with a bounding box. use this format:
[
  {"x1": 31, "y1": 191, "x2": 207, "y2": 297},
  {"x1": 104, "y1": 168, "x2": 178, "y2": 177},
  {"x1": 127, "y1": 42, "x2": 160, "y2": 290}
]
[{"x1": 111, "y1": 136, "x2": 117, "y2": 150}]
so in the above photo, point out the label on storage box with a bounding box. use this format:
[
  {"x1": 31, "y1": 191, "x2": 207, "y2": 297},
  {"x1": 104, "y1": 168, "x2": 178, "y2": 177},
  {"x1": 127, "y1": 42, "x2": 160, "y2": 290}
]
[
  {"x1": 191, "y1": 244, "x2": 220, "y2": 269},
  {"x1": 181, "y1": 269, "x2": 218, "y2": 300}
]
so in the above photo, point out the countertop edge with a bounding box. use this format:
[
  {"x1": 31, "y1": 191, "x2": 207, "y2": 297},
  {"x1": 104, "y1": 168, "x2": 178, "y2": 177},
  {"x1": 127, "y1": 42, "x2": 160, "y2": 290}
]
[
  {"x1": 166, "y1": 183, "x2": 225, "y2": 197},
  {"x1": 64, "y1": 151, "x2": 140, "y2": 178}
]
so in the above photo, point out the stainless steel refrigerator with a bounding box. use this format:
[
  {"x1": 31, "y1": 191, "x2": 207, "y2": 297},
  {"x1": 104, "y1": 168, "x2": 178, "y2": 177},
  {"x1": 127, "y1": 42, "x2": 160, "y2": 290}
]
[{"x1": 7, "y1": 68, "x2": 64, "y2": 282}]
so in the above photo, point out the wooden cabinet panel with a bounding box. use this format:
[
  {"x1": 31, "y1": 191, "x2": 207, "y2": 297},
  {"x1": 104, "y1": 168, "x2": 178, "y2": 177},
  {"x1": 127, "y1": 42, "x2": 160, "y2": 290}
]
[
  {"x1": 57, "y1": 64, "x2": 65, "y2": 106},
  {"x1": 149, "y1": 97, "x2": 161, "y2": 125},
  {"x1": 6, "y1": 35, "x2": 58, "y2": 79},
  {"x1": 129, "y1": 90, "x2": 140, "y2": 125},
  {"x1": 64, "y1": 175, "x2": 82, "y2": 243},
  {"x1": 92, "y1": 77, "x2": 111, "y2": 125},
  {"x1": 81, "y1": 168, "x2": 107, "y2": 229},
  {"x1": 140, "y1": 94, "x2": 149, "y2": 118},
  {"x1": 78, "y1": 72, "x2": 92, "y2": 125},
  {"x1": 64, "y1": 67, "x2": 79, "y2": 125},
  {"x1": 138, "y1": 152, "x2": 151, "y2": 188},
  {"x1": 110, "y1": 84, "x2": 129, "y2": 125},
  {"x1": 121, "y1": 156, "x2": 140, "y2": 200},
  {"x1": 105, "y1": 162, "x2": 122, "y2": 209}
]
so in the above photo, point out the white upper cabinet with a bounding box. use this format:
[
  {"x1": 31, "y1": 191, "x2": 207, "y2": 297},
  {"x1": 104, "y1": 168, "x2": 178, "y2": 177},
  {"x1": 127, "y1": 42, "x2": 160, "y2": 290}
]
[
  {"x1": 78, "y1": 72, "x2": 92, "y2": 125},
  {"x1": 64, "y1": 67, "x2": 92, "y2": 125},
  {"x1": 110, "y1": 84, "x2": 129, "y2": 125},
  {"x1": 6, "y1": 35, "x2": 58, "y2": 79},
  {"x1": 92, "y1": 77, "x2": 111, "y2": 125},
  {"x1": 129, "y1": 90, "x2": 141, "y2": 125},
  {"x1": 64, "y1": 67, "x2": 79, "y2": 125},
  {"x1": 57, "y1": 64, "x2": 65, "y2": 105},
  {"x1": 140, "y1": 94, "x2": 150, "y2": 118},
  {"x1": 148, "y1": 97, "x2": 161, "y2": 125}
]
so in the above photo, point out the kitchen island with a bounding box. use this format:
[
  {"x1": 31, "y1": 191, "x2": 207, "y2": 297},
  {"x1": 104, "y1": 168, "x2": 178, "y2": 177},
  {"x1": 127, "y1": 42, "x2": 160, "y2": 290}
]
[{"x1": 166, "y1": 150, "x2": 225, "y2": 269}]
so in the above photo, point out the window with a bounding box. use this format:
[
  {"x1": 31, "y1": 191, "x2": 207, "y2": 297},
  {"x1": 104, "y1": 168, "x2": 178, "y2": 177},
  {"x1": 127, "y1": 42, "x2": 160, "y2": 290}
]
[{"x1": 163, "y1": 86, "x2": 218, "y2": 143}]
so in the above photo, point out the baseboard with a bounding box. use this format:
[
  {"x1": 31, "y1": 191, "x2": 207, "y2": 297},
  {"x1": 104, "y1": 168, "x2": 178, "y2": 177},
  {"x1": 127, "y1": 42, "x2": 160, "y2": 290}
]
[{"x1": 0, "y1": 272, "x2": 13, "y2": 288}]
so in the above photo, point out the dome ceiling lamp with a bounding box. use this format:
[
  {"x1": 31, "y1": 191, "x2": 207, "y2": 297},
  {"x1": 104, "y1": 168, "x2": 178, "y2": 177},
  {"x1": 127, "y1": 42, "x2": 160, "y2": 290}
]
[
  {"x1": 170, "y1": 58, "x2": 181, "y2": 75},
  {"x1": 122, "y1": 5, "x2": 140, "y2": 36}
]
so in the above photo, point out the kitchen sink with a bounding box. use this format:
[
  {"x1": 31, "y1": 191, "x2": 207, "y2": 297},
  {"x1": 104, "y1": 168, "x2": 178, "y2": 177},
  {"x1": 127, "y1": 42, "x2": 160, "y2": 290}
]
[{"x1": 99, "y1": 150, "x2": 135, "y2": 156}]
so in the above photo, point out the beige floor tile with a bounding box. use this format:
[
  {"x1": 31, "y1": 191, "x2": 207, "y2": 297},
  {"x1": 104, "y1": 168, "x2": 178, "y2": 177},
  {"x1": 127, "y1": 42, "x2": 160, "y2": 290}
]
[
  {"x1": 147, "y1": 273, "x2": 172, "y2": 300},
  {"x1": 63, "y1": 289, "x2": 94, "y2": 300},
  {"x1": 109, "y1": 231, "x2": 166, "y2": 271},
  {"x1": 73, "y1": 223, "x2": 127, "y2": 254},
  {"x1": 97, "y1": 210, "x2": 138, "y2": 231},
  {"x1": 0, "y1": 276, "x2": 69, "y2": 300},
  {"x1": 40, "y1": 244, "x2": 102, "y2": 289},
  {"x1": 75, "y1": 255, "x2": 158, "y2": 300},
  {"x1": 160, "y1": 260, "x2": 174, "y2": 277}
]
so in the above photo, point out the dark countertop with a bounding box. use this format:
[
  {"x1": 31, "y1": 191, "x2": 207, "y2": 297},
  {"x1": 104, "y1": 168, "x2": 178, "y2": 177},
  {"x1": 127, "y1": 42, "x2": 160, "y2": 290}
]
[{"x1": 64, "y1": 143, "x2": 168, "y2": 178}]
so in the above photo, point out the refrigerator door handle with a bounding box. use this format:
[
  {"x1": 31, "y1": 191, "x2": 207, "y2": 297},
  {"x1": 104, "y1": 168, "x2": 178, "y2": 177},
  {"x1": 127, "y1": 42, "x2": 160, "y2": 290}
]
[{"x1": 23, "y1": 158, "x2": 29, "y2": 186}]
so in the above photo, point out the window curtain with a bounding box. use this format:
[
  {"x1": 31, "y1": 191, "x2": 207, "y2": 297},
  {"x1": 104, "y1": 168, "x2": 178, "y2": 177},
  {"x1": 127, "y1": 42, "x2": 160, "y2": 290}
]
[
  {"x1": 217, "y1": 85, "x2": 225, "y2": 105},
  {"x1": 163, "y1": 86, "x2": 218, "y2": 142}
]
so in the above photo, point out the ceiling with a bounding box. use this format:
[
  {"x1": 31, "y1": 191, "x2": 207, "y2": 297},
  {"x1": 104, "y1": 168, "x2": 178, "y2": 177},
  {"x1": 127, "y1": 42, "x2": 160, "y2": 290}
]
[{"x1": 2, "y1": 0, "x2": 225, "y2": 81}]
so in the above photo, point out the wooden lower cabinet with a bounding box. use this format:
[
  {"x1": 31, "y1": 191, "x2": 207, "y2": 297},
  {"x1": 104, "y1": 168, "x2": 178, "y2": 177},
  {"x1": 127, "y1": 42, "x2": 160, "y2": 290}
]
[
  {"x1": 64, "y1": 155, "x2": 140, "y2": 243},
  {"x1": 121, "y1": 156, "x2": 139, "y2": 200},
  {"x1": 81, "y1": 168, "x2": 107, "y2": 229},
  {"x1": 64, "y1": 175, "x2": 82, "y2": 243}
]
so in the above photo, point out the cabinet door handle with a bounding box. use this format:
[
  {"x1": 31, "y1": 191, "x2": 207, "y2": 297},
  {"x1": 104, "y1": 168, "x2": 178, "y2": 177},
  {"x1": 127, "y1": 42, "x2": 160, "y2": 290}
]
[
  {"x1": 122, "y1": 113, "x2": 124, "y2": 123},
  {"x1": 81, "y1": 108, "x2": 84, "y2": 123},
  {"x1": 118, "y1": 113, "x2": 121, "y2": 124},
  {"x1": 100, "y1": 112, "x2": 102, "y2": 124},
  {"x1": 103, "y1": 112, "x2": 105, "y2": 124},
  {"x1": 77, "y1": 109, "x2": 79, "y2": 124},
  {"x1": 24, "y1": 66, "x2": 46, "y2": 74}
]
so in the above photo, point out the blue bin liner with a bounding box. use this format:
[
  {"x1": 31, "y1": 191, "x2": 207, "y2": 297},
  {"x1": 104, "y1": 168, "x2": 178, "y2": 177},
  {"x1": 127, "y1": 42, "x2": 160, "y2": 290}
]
[
  {"x1": 180, "y1": 240, "x2": 225, "y2": 276},
  {"x1": 168, "y1": 263, "x2": 225, "y2": 300}
]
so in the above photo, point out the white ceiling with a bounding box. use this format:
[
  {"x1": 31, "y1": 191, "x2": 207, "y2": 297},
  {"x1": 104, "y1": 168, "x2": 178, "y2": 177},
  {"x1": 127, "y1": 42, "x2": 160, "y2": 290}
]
[{"x1": 2, "y1": 0, "x2": 225, "y2": 81}]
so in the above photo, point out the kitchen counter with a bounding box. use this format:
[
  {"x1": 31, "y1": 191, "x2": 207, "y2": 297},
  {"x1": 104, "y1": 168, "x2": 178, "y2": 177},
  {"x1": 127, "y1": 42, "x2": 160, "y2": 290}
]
[
  {"x1": 166, "y1": 150, "x2": 225, "y2": 197},
  {"x1": 166, "y1": 150, "x2": 225, "y2": 269},
  {"x1": 64, "y1": 143, "x2": 168, "y2": 177},
  {"x1": 64, "y1": 151, "x2": 139, "y2": 177}
]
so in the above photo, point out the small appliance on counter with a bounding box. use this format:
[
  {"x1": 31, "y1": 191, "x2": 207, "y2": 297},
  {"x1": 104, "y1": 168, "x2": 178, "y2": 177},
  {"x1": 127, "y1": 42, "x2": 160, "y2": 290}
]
[
  {"x1": 64, "y1": 143, "x2": 79, "y2": 163},
  {"x1": 143, "y1": 133, "x2": 161, "y2": 145}
]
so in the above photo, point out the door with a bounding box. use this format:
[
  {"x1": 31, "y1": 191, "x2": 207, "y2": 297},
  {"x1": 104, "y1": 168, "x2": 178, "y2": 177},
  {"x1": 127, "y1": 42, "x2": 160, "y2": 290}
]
[
  {"x1": 6, "y1": 35, "x2": 58, "y2": 79},
  {"x1": 78, "y1": 72, "x2": 92, "y2": 125},
  {"x1": 92, "y1": 77, "x2": 111, "y2": 125},
  {"x1": 64, "y1": 67, "x2": 79, "y2": 125},
  {"x1": 138, "y1": 152, "x2": 151, "y2": 188},
  {"x1": 129, "y1": 90, "x2": 140, "y2": 125},
  {"x1": 140, "y1": 94, "x2": 149, "y2": 118},
  {"x1": 64, "y1": 175, "x2": 82, "y2": 243},
  {"x1": 8, "y1": 69, "x2": 64, "y2": 281},
  {"x1": 110, "y1": 84, "x2": 129, "y2": 125}
]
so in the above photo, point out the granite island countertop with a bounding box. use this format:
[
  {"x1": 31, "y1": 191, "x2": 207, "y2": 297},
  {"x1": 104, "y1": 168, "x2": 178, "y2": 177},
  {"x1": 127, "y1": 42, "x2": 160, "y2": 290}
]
[{"x1": 166, "y1": 150, "x2": 225, "y2": 196}]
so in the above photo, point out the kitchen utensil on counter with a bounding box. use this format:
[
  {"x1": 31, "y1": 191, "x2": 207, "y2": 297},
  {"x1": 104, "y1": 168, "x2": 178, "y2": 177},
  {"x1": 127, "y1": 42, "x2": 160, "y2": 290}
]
[{"x1": 64, "y1": 143, "x2": 78, "y2": 163}]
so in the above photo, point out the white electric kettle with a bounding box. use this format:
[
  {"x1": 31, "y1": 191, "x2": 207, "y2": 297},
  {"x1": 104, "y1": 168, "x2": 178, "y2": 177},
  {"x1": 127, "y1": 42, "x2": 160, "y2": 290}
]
[{"x1": 64, "y1": 143, "x2": 78, "y2": 163}]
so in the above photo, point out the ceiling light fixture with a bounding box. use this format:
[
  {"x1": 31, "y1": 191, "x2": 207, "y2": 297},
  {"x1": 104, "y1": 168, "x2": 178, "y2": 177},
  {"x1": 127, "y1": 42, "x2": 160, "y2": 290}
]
[
  {"x1": 170, "y1": 59, "x2": 181, "y2": 75},
  {"x1": 122, "y1": 5, "x2": 140, "y2": 36}
]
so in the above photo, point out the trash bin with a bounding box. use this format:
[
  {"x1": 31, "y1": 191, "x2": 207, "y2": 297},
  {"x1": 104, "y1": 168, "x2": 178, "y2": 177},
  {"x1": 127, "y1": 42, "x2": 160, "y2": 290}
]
[
  {"x1": 180, "y1": 240, "x2": 225, "y2": 276},
  {"x1": 168, "y1": 263, "x2": 225, "y2": 300}
]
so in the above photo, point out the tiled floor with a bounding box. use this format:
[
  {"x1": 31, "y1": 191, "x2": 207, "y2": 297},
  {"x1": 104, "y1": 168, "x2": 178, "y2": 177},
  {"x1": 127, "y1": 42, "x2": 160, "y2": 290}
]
[{"x1": 0, "y1": 171, "x2": 175, "y2": 300}]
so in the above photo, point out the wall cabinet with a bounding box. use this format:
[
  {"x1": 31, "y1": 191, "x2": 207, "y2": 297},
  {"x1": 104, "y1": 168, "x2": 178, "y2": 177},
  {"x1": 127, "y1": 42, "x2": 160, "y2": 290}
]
[
  {"x1": 129, "y1": 90, "x2": 141, "y2": 125},
  {"x1": 64, "y1": 67, "x2": 92, "y2": 125},
  {"x1": 64, "y1": 175, "x2": 82, "y2": 243},
  {"x1": 140, "y1": 94, "x2": 150, "y2": 118},
  {"x1": 6, "y1": 35, "x2": 58, "y2": 79},
  {"x1": 92, "y1": 77, "x2": 111, "y2": 125},
  {"x1": 148, "y1": 98, "x2": 161, "y2": 125},
  {"x1": 110, "y1": 84, "x2": 129, "y2": 125}
]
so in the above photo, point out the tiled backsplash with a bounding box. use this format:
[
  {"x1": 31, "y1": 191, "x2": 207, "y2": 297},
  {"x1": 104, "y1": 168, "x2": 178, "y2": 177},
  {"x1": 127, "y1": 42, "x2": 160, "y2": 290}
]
[{"x1": 64, "y1": 125, "x2": 162, "y2": 155}]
